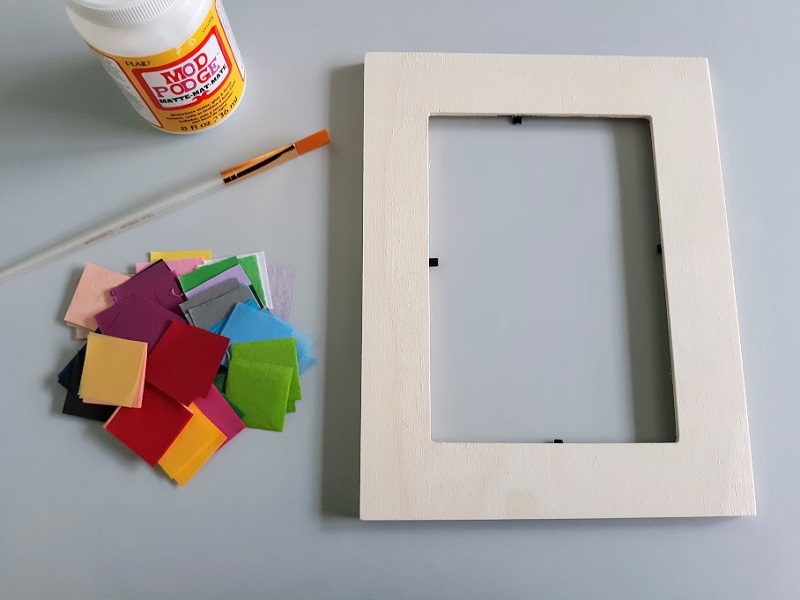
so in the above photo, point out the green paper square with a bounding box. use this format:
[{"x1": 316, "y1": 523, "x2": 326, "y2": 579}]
[
  {"x1": 227, "y1": 359, "x2": 292, "y2": 431},
  {"x1": 178, "y1": 256, "x2": 267, "y2": 308},
  {"x1": 213, "y1": 370, "x2": 227, "y2": 393},
  {"x1": 178, "y1": 257, "x2": 238, "y2": 293},
  {"x1": 287, "y1": 400, "x2": 296, "y2": 413},
  {"x1": 229, "y1": 338, "x2": 301, "y2": 401},
  {"x1": 235, "y1": 255, "x2": 266, "y2": 308},
  {"x1": 213, "y1": 370, "x2": 244, "y2": 417}
]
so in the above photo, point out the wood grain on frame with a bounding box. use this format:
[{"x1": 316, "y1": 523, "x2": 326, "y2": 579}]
[{"x1": 361, "y1": 53, "x2": 755, "y2": 520}]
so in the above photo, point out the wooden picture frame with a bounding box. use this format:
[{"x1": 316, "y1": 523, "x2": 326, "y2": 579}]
[{"x1": 360, "y1": 52, "x2": 755, "y2": 520}]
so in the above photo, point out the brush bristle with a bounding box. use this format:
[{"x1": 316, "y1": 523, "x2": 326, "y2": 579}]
[{"x1": 294, "y1": 129, "x2": 330, "y2": 155}]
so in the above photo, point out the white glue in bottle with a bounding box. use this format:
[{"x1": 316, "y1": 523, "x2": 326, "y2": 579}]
[{"x1": 65, "y1": 0, "x2": 246, "y2": 133}]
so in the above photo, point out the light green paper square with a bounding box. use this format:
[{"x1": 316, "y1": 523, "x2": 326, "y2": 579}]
[
  {"x1": 229, "y1": 338, "x2": 301, "y2": 401},
  {"x1": 226, "y1": 359, "x2": 292, "y2": 432}
]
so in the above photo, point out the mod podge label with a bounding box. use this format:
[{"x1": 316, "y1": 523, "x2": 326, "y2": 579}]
[{"x1": 92, "y1": 0, "x2": 245, "y2": 133}]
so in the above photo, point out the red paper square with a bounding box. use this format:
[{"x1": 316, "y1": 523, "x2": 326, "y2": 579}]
[
  {"x1": 146, "y1": 321, "x2": 230, "y2": 405},
  {"x1": 104, "y1": 385, "x2": 193, "y2": 466}
]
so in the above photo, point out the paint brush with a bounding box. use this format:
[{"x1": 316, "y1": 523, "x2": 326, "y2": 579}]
[{"x1": 0, "y1": 130, "x2": 330, "y2": 284}]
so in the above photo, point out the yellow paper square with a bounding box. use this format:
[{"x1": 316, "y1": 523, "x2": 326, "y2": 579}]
[
  {"x1": 158, "y1": 404, "x2": 225, "y2": 486},
  {"x1": 78, "y1": 333, "x2": 147, "y2": 408},
  {"x1": 150, "y1": 250, "x2": 212, "y2": 261}
]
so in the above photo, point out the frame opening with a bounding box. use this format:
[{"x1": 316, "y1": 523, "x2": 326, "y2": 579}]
[{"x1": 429, "y1": 116, "x2": 677, "y2": 443}]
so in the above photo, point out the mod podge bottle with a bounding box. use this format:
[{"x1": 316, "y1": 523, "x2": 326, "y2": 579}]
[{"x1": 65, "y1": 0, "x2": 246, "y2": 133}]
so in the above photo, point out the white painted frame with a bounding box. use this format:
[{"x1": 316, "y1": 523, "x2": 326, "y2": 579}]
[{"x1": 361, "y1": 53, "x2": 755, "y2": 520}]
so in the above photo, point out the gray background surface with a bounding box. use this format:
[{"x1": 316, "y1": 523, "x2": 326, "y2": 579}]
[{"x1": 0, "y1": 0, "x2": 796, "y2": 598}]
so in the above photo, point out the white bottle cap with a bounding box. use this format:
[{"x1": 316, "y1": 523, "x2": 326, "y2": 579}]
[{"x1": 65, "y1": 0, "x2": 178, "y2": 28}]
